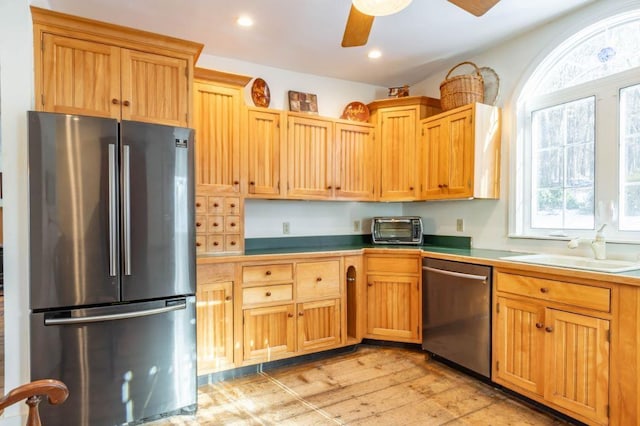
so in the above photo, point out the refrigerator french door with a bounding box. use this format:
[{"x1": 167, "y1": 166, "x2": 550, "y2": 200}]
[{"x1": 27, "y1": 111, "x2": 197, "y2": 426}]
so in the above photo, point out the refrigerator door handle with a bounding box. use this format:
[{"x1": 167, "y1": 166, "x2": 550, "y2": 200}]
[
  {"x1": 44, "y1": 301, "x2": 187, "y2": 326},
  {"x1": 108, "y1": 144, "x2": 117, "y2": 277},
  {"x1": 123, "y1": 144, "x2": 132, "y2": 276}
]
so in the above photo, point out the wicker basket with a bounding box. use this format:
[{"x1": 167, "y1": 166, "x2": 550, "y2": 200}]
[{"x1": 439, "y1": 61, "x2": 484, "y2": 111}]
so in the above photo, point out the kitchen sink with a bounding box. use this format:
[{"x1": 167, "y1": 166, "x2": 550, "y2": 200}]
[{"x1": 500, "y1": 253, "x2": 640, "y2": 273}]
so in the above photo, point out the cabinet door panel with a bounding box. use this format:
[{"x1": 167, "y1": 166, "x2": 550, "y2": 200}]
[
  {"x1": 247, "y1": 109, "x2": 282, "y2": 196},
  {"x1": 366, "y1": 274, "x2": 419, "y2": 340},
  {"x1": 544, "y1": 309, "x2": 609, "y2": 424},
  {"x1": 297, "y1": 299, "x2": 341, "y2": 352},
  {"x1": 243, "y1": 304, "x2": 295, "y2": 361},
  {"x1": 287, "y1": 116, "x2": 333, "y2": 198},
  {"x1": 121, "y1": 49, "x2": 188, "y2": 126},
  {"x1": 494, "y1": 297, "x2": 545, "y2": 396},
  {"x1": 41, "y1": 34, "x2": 120, "y2": 118},
  {"x1": 379, "y1": 109, "x2": 417, "y2": 200},
  {"x1": 194, "y1": 82, "x2": 241, "y2": 192},
  {"x1": 196, "y1": 281, "x2": 233, "y2": 373},
  {"x1": 420, "y1": 120, "x2": 448, "y2": 198},
  {"x1": 334, "y1": 123, "x2": 375, "y2": 200},
  {"x1": 446, "y1": 110, "x2": 473, "y2": 197}
]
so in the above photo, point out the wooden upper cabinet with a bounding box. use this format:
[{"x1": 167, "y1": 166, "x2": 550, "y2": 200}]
[
  {"x1": 194, "y1": 79, "x2": 243, "y2": 193},
  {"x1": 420, "y1": 107, "x2": 474, "y2": 199},
  {"x1": 419, "y1": 102, "x2": 501, "y2": 200},
  {"x1": 286, "y1": 114, "x2": 334, "y2": 199},
  {"x1": 334, "y1": 122, "x2": 375, "y2": 200},
  {"x1": 40, "y1": 34, "x2": 121, "y2": 119},
  {"x1": 32, "y1": 7, "x2": 202, "y2": 127},
  {"x1": 120, "y1": 50, "x2": 188, "y2": 126},
  {"x1": 368, "y1": 96, "x2": 442, "y2": 202},
  {"x1": 245, "y1": 107, "x2": 284, "y2": 197}
]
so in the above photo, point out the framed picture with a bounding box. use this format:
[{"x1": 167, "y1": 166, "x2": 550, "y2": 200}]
[{"x1": 288, "y1": 90, "x2": 318, "y2": 114}]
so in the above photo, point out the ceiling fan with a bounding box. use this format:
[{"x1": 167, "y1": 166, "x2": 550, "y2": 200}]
[{"x1": 341, "y1": 0, "x2": 501, "y2": 47}]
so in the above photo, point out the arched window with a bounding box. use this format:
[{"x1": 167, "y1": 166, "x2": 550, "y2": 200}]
[{"x1": 514, "y1": 10, "x2": 640, "y2": 241}]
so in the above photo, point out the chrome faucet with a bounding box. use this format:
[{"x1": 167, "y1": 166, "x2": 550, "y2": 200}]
[
  {"x1": 567, "y1": 224, "x2": 607, "y2": 260},
  {"x1": 591, "y1": 224, "x2": 607, "y2": 260}
]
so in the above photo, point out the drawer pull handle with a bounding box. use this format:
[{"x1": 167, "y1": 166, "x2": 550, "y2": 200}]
[
  {"x1": 230, "y1": 241, "x2": 236, "y2": 246},
  {"x1": 535, "y1": 322, "x2": 544, "y2": 329},
  {"x1": 213, "y1": 223, "x2": 219, "y2": 227},
  {"x1": 327, "y1": 186, "x2": 332, "y2": 190},
  {"x1": 299, "y1": 311, "x2": 304, "y2": 316},
  {"x1": 112, "y1": 98, "x2": 120, "y2": 105},
  {"x1": 288, "y1": 313, "x2": 294, "y2": 318},
  {"x1": 123, "y1": 100, "x2": 130, "y2": 107},
  {"x1": 213, "y1": 242, "x2": 219, "y2": 246},
  {"x1": 196, "y1": 222, "x2": 202, "y2": 227},
  {"x1": 545, "y1": 326, "x2": 554, "y2": 333},
  {"x1": 316, "y1": 277, "x2": 322, "y2": 282},
  {"x1": 230, "y1": 203, "x2": 236, "y2": 208},
  {"x1": 265, "y1": 271, "x2": 272, "y2": 276},
  {"x1": 225, "y1": 296, "x2": 232, "y2": 301},
  {"x1": 409, "y1": 186, "x2": 414, "y2": 190},
  {"x1": 540, "y1": 288, "x2": 549, "y2": 293},
  {"x1": 367, "y1": 283, "x2": 373, "y2": 287},
  {"x1": 234, "y1": 181, "x2": 239, "y2": 185},
  {"x1": 250, "y1": 181, "x2": 255, "y2": 185},
  {"x1": 265, "y1": 291, "x2": 272, "y2": 297},
  {"x1": 196, "y1": 202, "x2": 201, "y2": 207},
  {"x1": 195, "y1": 242, "x2": 201, "y2": 247},
  {"x1": 230, "y1": 222, "x2": 236, "y2": 227},
  {"x1": 213, "y1": 203, "x2": 219, "y2": 208}
]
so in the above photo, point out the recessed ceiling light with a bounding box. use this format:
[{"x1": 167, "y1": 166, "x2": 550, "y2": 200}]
[
  {"x1": 368, "y1": 49, "x2": 382, "y2": 59},
  {"x1": 236, "y1": 15, "x2": 254, "y2": 27}
]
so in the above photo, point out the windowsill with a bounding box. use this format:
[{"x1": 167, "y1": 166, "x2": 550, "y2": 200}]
[{"x1": 508, "y1": 233, "x2": 640, "y2": 246}]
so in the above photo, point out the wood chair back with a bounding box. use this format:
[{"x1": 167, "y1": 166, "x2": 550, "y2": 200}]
[{"x1": 0, "y1": 379, "x2": 68, "y2": 426}]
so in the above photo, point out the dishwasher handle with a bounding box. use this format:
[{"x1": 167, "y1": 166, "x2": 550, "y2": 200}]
[{"x1": 422, "y1": 266, "x2": 488, "y2": 283}]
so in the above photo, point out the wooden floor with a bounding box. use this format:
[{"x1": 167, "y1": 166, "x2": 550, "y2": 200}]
[{"x1": 147, "y1": 345, "x2": 571, "y2": 425}]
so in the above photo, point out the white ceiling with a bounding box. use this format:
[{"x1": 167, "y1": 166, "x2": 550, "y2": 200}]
[{"x1": 31, "y1": 0, "x2": 596, "y2": 87}]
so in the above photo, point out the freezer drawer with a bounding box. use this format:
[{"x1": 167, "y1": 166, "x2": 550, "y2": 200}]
[{"x1": 30, "y1": 297, "x2": 197, "y2": 426}]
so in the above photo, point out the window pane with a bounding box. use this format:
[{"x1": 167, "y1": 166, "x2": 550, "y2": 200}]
[
  {"x1": 620, "y1": 83, "x2": 640, "y2": 230},
  {"x1": 537, "y1": 14, "x2": 640, "y2": 94},
  {"x1": 531, "y1": 97, "x2": 595, "y2": 230}
]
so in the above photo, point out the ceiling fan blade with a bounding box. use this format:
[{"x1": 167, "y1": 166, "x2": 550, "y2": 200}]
[
  {"x1": 447, "y1": 0, "x2": 500, "y2": 16},
  {"x1": 341, "y1": 4, "x2": 374, "y2": 47}
]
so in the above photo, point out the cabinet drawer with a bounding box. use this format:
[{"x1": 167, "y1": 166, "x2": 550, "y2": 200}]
[
  {"x1": 496, "y1": 272, "x2": 610, "y2": 312},
  {"x1": 195, "y1": 215, "x2": 207, "y2": 234},
  {"x1": 206, "y1": 235, "x2": 224, "y2": 253},
  {"x1": 208, "y1": 196, "x2": 224, "y2": 214},
  {"x1": 366, "y1": 256, "x2": 420, "y2": 274},
  {"x1": 243, "y1": 264, "x2": 293, "y2": 283},
  {"x1": 208, "y1": 216, "x2": 224, "y2": 233},
  {"x1": 225, "y1": 235, "x2": 241, "y2": 252},
  {"x1": 225, "y1": 197, "x2": 241, "y2": 215},
  {"x1": 195, "y1": 196, "x2": 207, "y2": 213},
  {"x1": 243, "y1": 284, "x2": 293, "y2": 306},
  {"x1": 225, "y1": 215, "x2": 241, "y2": 233},
  {"x1": 297, "y1": 260, "x2": 341, "y2": 299}
]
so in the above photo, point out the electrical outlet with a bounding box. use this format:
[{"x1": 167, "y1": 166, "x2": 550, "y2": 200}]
[
  {"x1": 282, "y1": 222, "x2": 290, "y2": 234},
  {"x1": 353, "y1": 220, "x2": 361, "y2": 232},
  {"x1": 456, "y1": 218, "x2": 464, "y2": 232}
]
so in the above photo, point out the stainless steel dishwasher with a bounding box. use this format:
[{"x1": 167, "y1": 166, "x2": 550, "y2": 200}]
[{"x1": 422, "y1": 257, "x2": 492, "y2": 378}]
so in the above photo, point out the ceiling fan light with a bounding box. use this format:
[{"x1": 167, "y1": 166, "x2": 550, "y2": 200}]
[{"x1": 352, "y1": 0, "x2": 412, "y2": 16}]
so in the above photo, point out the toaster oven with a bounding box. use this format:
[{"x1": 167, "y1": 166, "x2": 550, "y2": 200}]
[{"x1": 371, "y1": 216, "x2": 423, "y2": 245}]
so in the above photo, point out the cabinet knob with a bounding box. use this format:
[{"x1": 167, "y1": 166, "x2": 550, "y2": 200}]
[
  {"x1": 535, "y1": 322, "x2": 544, "y2": 329},
  {"x1": 213, "y1": 223, "x2": 219, "y2": 227},
  {"x1": 336, "y1": 186, "x2": 341, "y2": 190},
  {"x1": 230, "y1": 222, "x2": 236, "y2": 227},
  {"x1": 214, "y1": 203, "x2": 219, "y2": 208},
  {"x1": 545, "y1": 326, "x2": 554, "y2": 333},
  {"x1": 299, "y1": 311, "x2": 304, "y2": 316},
  {"x1": 249, "y1": 181, "x2": 255, "y2": 186},
  {"x1": 327, "y1": 186, "x2": 332, "y2": 190},
  {"x1": 195, "y1": 242, "x2": 201, "y2": 247},
  {"x1": 123, "y1": 100, "x2": 130, "y2": 107},
  {"x1": 230, "y1": 203, "x2": 236, "y2": 208},
  {"x1": 196, "y1": 222, "x2": 202, "y2": 227},
  {"x1": 540, "y1": 288, "x2": 549, "y2": 293},
  {"x1": 234, "y1": 181, "x2": 239, "y2": 185},
  {"x1": 225, "y1": 296, "x2": 232, "y2": 301},
  {"x1": 438, "y1": 184, "x2": 443, "y2": 188},
  {"x1": 409, "y1": 186, "x2": 414, "y2": 190},
  {"x1": 266, "y1": 291, "x2": 272, "y2": 297},
  {"x1": 316, "y1": 277, "x2": 322, "y2": 282},
  {"x1": 265, "y1": 271, "x2": 272, "y2": 276},
  {"x1": 288, "y1": 313, "x2": 294, "y2": 318},
  {"x1": 213, "y1": 241, "x2": 219, "y2": 246},
  {"x1": 230, "y1": 241, "x2": 237, "y2": 246},
  {"x1": 112, "y1": 98, "x2": 120, "y2": 105},
  {"x1": 196, "y1": 202, "x2": 201, "y2": 207},
  {"x1": 367, "y1": 283, "x2": 373, "y2": 287}
]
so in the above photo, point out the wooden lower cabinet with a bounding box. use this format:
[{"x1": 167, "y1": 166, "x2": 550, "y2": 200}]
[
  {"x1": 364, "y1": 253, "x2": 421, "y2": 343},
  {"x1": 243, "y1": 304, "x2": 296, "y2": 361},
  {"x1": 297, "y1": 299, "x2": 341, "y2": 352},
  {"x1": 494, "y1": 270, "x2": 610, "y2": 425},
  {"x1": 196, "y1": 264, "x2": 235, "y2": 374}
]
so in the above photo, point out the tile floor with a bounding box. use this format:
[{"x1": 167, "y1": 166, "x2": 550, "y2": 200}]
[{"x1": 147, "y1": 345, "x2": 572, "y2": 425}]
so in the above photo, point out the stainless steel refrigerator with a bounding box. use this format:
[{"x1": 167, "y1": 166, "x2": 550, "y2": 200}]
[{"x1": 28, "y1": 111, "x2": 197, "y2": 426}]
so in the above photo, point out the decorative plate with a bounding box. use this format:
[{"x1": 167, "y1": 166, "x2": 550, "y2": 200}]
[
  {"x1": 341, "y1": 101, "x2": 370, "y2": 122},
  {"x1": 479, "y1": 67, "x2": 500, "y2": 106},
  {"x1": 251, "y1": 78, "x2": 271, "y2": 108}
]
